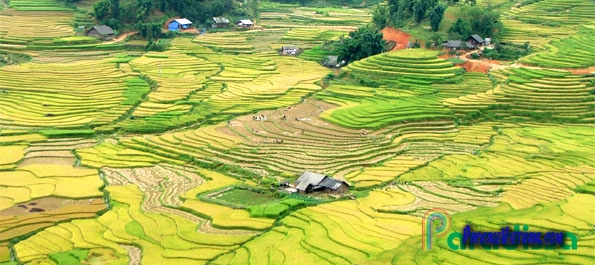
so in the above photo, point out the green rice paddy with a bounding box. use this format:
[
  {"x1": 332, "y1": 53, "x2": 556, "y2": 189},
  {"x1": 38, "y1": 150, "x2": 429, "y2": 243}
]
[{"x1": 0, "y1": 0, "x2": 593, "y2": 264}]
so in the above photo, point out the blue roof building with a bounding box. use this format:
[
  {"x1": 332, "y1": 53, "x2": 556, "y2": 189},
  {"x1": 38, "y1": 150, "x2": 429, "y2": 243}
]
[{"x1": 168, "y1": 18, "x2": 193, "y2": 31}]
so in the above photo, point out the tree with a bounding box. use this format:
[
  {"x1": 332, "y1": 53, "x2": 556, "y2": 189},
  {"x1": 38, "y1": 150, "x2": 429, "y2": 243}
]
[
  {"x1": 389, "y1": 0, "x2": 415, "y2": 27},
  {"x1": 111, "y1": 0, "x2": 120, "y2": 19},
  {"x1": 249, "y1": 0, "x2": 260, "y2": 22},
  {"x1": 337, "y1": 26, "x2": 387, "y2": 64},
  {"x1": 372, "y1": 4, "x2": 391, "y2": 29},
  {"x1": 428, "y1": 4, "x2": 446, "y2": 31},
  {"x1": 412, "y1": 0, "x2": 425, "y2": 23},
  {"x1": 93, "y1": 0, "x2": 111, "y2": 20},
  {"x1": 465, "y1": 7, "x2": 502, "y2": 38},
  {"x1": 449, "y1": 18, "x2": 472, "y2": 39}
]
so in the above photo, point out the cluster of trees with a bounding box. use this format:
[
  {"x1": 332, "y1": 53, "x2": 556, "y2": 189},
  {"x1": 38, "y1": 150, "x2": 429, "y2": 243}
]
[
  {"x1": 373, "y1": 0, "x2": 446, "y2": 30},
  {"x1": 91, "y1": 0, "x2": 257, "y2": 39},
  {"x1": 482, "y1": 42, "x2": 531, "y2": 60},
  {"x1": 336, "y1": 26, "x2": 386, "y2": 64},
  {"x1": 373, "y1": 0, "x2": 501, "y2": 39},
  {"x1": 448, "y1": 7, "x2": 502, "y2": 39}
]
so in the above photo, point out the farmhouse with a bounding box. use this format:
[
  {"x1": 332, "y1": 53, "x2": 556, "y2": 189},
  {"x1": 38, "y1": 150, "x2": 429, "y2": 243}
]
[
  {"x1": 212, "y1": 17, "x2": 230, "y2": 28},
  {"x1": 168, "y1": 18, "x2": 193, "y2": 31},
  {"x1": 294, "y1": 171, "x2": 350, "y2": 194},
  {"x1": 441, "y1": 40, "x2": 476, "y2": 50},
  {"x1": 86, "y1": 25, "x2": 114, "y2": 40},
  {"x1": 280, "y1": 46, "x2": 299, "y2": 56},
  {"x1": 237, "y1": 19, "x2": 254, "y2": 28},
  {"x1": 467, "y1": 34, "x2": 485, "y2": 47}
]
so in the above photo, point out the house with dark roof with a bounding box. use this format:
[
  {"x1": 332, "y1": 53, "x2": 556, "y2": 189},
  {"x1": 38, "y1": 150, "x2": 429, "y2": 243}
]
[
  {"x1": 441, "y1": 40, "x2": 475, "y2": 50},
  {"x1": 467, "y1": 34, "x2": 485, "y2": 47},
  {"x1": 212, "y1": 17, "x2": 230, "y2": 28},
  {"x1": 86, "y1": 25, "x2": 114, "y2": 40},
  {"x1": 293, "y1": 171, "x2": 350, "y2": 194},
  {"x1": 168, "y1": 18, "x2": 193, "y2": 31}
]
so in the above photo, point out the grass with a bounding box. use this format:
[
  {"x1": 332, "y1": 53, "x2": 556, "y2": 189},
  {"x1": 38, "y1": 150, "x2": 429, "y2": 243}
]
[
  {"x1": 48, "y1": 249, "x2": 88, "y2": 265},
  {"x1": 214, "y1": 188, "x2": 281, "y2": 207}
]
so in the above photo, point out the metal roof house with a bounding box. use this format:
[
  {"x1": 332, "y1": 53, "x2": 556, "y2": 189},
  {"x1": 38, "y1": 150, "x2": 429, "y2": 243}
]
[
  {"x1": 294, "y1": 171, "x2": 350, "y2": 194},
  {"x1": 212, "y1": 17, "x2": 230, "y2": 28},
  {"x1": 168, "y1": 18, "x2": 193, "y2": 31},
  {"x1": 86, "y1": 25, "x2": 114, "y2": 39},
  {"x1": 237, "y1": 19, "x2": 254, "y2": 27},
  {"x1": 467, "y1": 34, "x2": 485, "y2": 46},
  {"x1": 441, "y1": 40, "x2": 475, "y2": 50}
]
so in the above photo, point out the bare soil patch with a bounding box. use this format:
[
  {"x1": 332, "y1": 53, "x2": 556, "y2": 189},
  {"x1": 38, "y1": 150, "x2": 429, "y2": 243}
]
[
  {"x1": 120, "y1": 245, "x2": 141, "y2": 265},
  {"x1": 569, "y1": 66, "x2": 595, "y2": 75},
  {"x1": 381, "y1": 27, "x2": 411, "y2": 51}
]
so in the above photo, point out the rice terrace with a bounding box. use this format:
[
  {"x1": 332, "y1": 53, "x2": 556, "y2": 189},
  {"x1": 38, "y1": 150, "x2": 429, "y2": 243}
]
[{"x1": 0, "y1": 0, "x2": 593, "y2": 264}]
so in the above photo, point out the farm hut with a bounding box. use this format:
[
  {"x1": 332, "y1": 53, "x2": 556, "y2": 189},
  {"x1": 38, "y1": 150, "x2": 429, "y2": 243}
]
[
  {"x1": 86, "y1": 25, "x2": 114, "y2": 40},
  {"x1": 280, "y1": 46, "x2": 298, "y2": 55},
  {"x1": 237, "y1": 19, "x2": 254, "y2": 28},
  {"x1": 295, "y1": 171, "x2": 327, "y2": 194},
  {"x1": 317, "y1": 177, "x2": 350, "y2": 194},
  {"x1": 168, "y1": 18, "x2": 193, "y2": 31},
  {"x1": 212, "y1": 17, "x2": 230, "y2": 28},
  {"x1": 467, "y1": 34, "x2": 485, "y2": 47},
  {"x1": 484, "y1": 38, "x2": 491, "y2": 46},
  {"x1": 293, "y1": 171, "x2": 350, "y2": 194}
]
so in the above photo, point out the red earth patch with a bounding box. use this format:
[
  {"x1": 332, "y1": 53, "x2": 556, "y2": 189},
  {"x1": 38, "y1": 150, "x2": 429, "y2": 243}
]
[{"x1": 382, "y1": 27, "x2": 411, "y2": 51}]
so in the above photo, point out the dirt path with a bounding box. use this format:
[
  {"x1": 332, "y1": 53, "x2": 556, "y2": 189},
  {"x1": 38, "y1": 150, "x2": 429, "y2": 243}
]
[
  {"x1": 381, "y1": 27, "x2": 411, "y2": 51},
  {"x1": 120, "y1": 245, "x2": 141, "y2": 265},
  {"x1": 456, "y1": 50, "x2": 595, "y2": 74},
  {"x1": 103, "y1": 32, "x2": 137, "y2": 44}
]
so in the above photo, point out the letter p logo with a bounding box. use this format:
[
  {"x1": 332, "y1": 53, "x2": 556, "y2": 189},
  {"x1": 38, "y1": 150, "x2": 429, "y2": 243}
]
[{"x1": 422, "y1": 208, "x2": 451, "y2": 250}]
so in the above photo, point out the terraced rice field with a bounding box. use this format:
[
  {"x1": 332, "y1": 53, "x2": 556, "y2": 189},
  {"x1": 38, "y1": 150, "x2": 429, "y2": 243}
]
[
  {"x1": 519, "y1": 28, "x2": 595, "y2": 68},
  {"x1": 344, "y1": 49, "x2": 465, "y2": 85},
  {"x1": 445, "y1": 67, "x2": 595, "y2": 122},
  {"x1": 259, "y1": 2, "x2": 370, "y2": 29},
  {"x1": 279, "y1": 28, "x2": 346, "y2": 50},
  {"x1": 0, "y1": 9, "x2": 74, "y2": 46},
  {"x1": 1, "y1": 1, "x2": 594, "y2": 264},
  {"x1": 501, "y1": 0, "x2": 595, "y2": 47},
  {"x1": 0, "y1": 59, "x2": 147, "y2": 128},
  {"x1": 9, "y1": 0, "x2": 72, "y2": 11}
]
